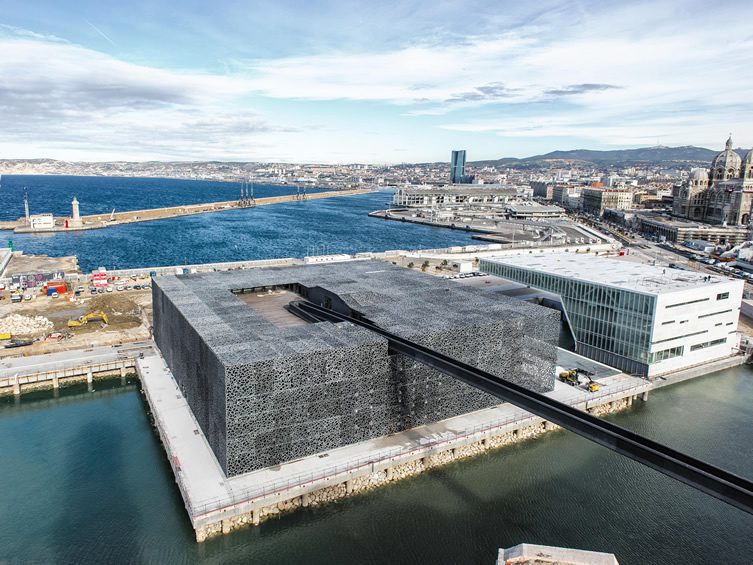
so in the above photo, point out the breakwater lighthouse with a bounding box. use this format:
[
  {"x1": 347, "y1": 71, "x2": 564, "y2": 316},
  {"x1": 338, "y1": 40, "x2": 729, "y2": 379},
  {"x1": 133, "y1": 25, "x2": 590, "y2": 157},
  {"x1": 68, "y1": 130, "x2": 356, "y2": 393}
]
[{"x1": 70, "y1": 197, "x2": 82, "y2": 227}]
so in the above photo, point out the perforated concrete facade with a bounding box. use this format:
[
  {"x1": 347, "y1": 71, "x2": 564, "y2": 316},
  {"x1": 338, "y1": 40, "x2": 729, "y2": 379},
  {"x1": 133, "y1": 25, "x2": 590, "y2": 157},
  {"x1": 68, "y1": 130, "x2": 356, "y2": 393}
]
[{"x1": 152, "y1": 261, "x2": 559, "y2": 476}]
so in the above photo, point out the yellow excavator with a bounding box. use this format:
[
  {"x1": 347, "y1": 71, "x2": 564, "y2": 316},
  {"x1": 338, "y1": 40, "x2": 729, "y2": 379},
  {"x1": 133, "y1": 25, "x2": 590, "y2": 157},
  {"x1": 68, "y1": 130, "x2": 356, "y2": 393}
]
[
  {"x1": 559, "y1": 368, "x2": 600, "y2": 392},
  {"x1": 68, "y1": 311, "x2": 109, "y2": 327}
]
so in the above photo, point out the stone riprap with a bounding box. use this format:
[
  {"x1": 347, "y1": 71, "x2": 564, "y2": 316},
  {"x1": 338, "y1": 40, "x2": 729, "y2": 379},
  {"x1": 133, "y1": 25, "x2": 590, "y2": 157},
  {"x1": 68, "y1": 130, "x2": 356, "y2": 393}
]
[{"x1": 152, "y1": 261, "x2": 559, "y2": 476}]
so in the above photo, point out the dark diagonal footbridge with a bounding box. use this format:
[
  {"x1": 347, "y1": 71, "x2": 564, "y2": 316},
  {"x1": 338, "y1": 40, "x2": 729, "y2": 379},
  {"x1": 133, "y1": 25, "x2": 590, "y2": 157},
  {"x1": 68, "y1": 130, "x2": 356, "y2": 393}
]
[{"x1": 287, "y1": 299, "x2": 753, "y2": 517}]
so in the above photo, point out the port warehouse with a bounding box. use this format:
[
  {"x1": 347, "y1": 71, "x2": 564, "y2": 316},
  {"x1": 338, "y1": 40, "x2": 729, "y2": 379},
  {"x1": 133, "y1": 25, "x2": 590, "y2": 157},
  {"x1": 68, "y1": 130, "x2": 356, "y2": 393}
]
[
  {"x1": 480, "y1": 253, "x2": 743, "y2": 377},
  {"x1": 151, "y1": 261, "x2": 559, "y2": 475}
]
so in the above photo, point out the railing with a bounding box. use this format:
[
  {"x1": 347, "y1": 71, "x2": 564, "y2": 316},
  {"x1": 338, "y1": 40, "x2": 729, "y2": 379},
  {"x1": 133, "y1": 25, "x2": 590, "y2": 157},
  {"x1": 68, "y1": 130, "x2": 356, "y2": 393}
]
[{"x1": 186, "y1": 377, "x2": 650, "y2": 520}]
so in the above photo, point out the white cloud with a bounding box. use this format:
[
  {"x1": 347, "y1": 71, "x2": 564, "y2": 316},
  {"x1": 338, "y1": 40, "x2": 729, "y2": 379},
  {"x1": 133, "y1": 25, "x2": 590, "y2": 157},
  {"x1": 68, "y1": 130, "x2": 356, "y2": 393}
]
[
  {"x1": 2, "y1": 0, "x2": 753, "y2": 162},
  {"x1": 231, "y1": 1, "x2": 753, "y2": 148},
  {"x1": 0, "y1": 33, "x2": 291, "y2": 160}
]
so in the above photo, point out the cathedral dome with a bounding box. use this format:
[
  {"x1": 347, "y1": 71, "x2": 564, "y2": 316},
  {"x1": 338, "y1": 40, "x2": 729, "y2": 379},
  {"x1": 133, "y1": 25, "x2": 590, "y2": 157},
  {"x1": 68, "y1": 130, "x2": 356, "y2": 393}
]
[
  {"x1": 711, "y1": 135, "x2": 741, "y2": 179},
  {"x1": 690, "y1": 168, "x2": 708, "y2": 181}
]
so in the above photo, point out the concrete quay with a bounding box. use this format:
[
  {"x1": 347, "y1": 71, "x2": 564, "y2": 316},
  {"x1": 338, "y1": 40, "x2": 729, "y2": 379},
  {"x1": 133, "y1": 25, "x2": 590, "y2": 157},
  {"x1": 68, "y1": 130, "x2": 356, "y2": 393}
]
[
  {"x1": 0, "y1": 342, "x2": 149, "y2": 396},
  {"x1": 650, "y1": 353, "x2": 747, "y2": 389},
  {"x1": 11, "y1": 188, "x2": 375, "y2": 233},
  {"x1": 499, "y1": 543, "x2": 619, "y2": 565},
  {"x1": 136, "y1": 349, "x2": 651, "y2": 542},
  {"x1": 368, "y1": 209, "x2": 610, "y2": 248}
]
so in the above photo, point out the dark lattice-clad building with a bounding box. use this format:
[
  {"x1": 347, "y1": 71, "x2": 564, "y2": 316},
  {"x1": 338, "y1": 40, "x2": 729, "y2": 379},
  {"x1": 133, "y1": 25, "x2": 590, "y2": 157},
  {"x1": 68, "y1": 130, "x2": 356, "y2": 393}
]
[{"x1": 152, "y1": 261, "x2": 559, "y2": 477}]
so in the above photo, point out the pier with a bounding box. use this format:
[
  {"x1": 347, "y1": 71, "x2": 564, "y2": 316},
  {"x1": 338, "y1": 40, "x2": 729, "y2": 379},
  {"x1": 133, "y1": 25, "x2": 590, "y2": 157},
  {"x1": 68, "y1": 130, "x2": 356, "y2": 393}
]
[
  {"x1": 10, "y1": 188, "x2": 375, "y2": 233},
  {"x1": 136, "y1": 347, "x2": 651, "y2": 542}
]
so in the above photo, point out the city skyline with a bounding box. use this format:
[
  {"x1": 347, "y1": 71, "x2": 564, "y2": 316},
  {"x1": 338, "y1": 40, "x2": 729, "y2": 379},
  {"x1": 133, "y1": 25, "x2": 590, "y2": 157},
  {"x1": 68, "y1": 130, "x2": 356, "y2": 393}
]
[{"x1": 2, "y1": 0, "x2": 753, "y2": 163}]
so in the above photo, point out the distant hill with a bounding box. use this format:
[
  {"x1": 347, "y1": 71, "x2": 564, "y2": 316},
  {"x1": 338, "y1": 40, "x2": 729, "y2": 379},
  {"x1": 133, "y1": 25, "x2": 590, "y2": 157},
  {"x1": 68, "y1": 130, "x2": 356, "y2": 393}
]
[{"x1": 472, "y1": 145, "x2": 749, "y2": 167}]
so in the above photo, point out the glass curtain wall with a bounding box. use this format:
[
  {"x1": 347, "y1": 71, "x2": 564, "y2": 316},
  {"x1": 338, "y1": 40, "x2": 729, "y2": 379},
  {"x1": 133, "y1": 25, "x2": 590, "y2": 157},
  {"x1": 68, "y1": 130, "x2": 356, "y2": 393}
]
[{"x1": 481, "y1": 260, "x2": 655, "y2": 371}]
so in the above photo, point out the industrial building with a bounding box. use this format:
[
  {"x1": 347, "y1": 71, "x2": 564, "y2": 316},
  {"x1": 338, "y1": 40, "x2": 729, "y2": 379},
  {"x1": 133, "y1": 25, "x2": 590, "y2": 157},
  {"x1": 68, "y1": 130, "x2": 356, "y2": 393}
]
[
  {"x1": 152, "y1": 262, "x2": 559, "y2": 477},
  {"x1": 391, "y1": 185, "x2": 519, "y2": 208},
  {"x1": 531, "y1": 181, "x2": 556, "y2": 200},
  {"x1": 635, "y1": 212, "x2": 751, "y2": 245},
  {"x1": 505, "y1": 202, "x2": 566, "y2": 220},
  {"x1": 480, "y1": 253, "x2": 743, "y2": 376},
  {"x1": 582, "y1": 188, "x2": 633, "y2": 216}
]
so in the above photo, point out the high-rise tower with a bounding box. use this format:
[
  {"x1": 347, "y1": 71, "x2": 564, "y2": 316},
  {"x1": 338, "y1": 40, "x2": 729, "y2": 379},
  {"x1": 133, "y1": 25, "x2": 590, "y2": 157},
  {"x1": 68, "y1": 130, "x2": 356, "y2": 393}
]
[{"x1": 450, "y1": 150, "x2": 466, "y2": 183}]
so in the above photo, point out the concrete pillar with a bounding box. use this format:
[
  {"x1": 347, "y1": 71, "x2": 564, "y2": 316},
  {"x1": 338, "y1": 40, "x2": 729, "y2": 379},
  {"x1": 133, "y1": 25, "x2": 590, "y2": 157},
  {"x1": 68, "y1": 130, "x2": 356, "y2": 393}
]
[
  {"x1": 13, "y1": 376, "x2": 21, "y2": 396},
  {"x1": 221, "y1": 519, "x2": 231, "y2": 534},
  {"x1": 345, "y1": 480, "x2": 353, "y2": 494},
  {"x1": 251, "y1": 509, "x2": 260, "y2": 526},
  {"x1": 86, "y1": 368, "x2": 93, "y2": 384},
  {"x1": 302, "y1": 493, "x2": 310, "y2": 507},
  {"x1": 52, "y1": 376, "x2": 59, "y2": 389},
  {"x1": 627, "y1": 396, "x2": 633, "y2": 407},
  {"x1": 642, "y1": 391, "x2": 649, "y2": 401},
  {"x1": 385, "y1": 467, "x2": 393, "y2": 480}
]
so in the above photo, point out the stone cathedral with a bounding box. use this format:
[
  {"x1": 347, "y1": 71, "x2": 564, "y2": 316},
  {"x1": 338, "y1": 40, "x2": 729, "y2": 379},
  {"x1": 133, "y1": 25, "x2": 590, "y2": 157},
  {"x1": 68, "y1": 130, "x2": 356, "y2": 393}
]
[{"x1": 673, "y1": 136, "x2": 753, "y2": 225}]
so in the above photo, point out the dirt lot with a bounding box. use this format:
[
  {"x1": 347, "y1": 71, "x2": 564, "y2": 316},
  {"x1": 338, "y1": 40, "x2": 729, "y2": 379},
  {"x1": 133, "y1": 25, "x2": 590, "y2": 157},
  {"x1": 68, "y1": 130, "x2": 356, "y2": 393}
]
[{"x1": 0, "y1": 287, "x2": 152, "y2": 357}]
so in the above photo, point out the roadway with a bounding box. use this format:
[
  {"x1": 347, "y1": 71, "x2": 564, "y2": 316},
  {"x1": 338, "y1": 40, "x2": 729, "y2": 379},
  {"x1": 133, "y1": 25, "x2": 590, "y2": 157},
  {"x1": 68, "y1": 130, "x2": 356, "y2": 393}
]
[{"x1": 0, "y1": 341, "x2": 152, "y2": 379}]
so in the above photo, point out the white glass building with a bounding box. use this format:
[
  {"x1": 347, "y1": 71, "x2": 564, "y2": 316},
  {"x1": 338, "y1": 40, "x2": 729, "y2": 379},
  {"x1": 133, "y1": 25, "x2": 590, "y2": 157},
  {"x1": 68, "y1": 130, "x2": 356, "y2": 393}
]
[{"x1": 480, "y1": 253, "x2": 743, "y2": 376}]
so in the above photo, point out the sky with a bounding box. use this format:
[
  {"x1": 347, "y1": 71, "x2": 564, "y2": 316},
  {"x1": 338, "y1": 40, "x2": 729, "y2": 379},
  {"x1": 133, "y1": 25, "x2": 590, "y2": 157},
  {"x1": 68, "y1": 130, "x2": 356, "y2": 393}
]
[{"x1": 1, "y1": 0, "x2": 752, "y2": 163}]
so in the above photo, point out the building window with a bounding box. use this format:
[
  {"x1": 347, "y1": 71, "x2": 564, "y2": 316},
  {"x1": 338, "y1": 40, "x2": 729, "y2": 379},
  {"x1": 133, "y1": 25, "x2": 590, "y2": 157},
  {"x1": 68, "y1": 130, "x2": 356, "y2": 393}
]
[
  {"x1": 698, "y1": 309, "x2": 733, "y2": 319},
  {"x1": 717, "y1": 292, "x2": 729, "y2": 300},
  {"x1": 661, "y1": 320, "x2": 675, "y2": 325},
  {"x1": 666, "y1": 298, "x2": 709, "y2": 308},
  {"x1": 689, "y1": 338, "x2": 727, "y2": 352},
  {"x1": 652, "y1": 330, "x2": 707, "y2": 345},
  {"x1": 649, "y1": 345, "x2": 684, "y2": 363}
]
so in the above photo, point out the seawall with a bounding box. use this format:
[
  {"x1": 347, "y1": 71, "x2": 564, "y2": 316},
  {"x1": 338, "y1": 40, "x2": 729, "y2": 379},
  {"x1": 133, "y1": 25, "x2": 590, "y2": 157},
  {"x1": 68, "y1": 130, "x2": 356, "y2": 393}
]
[{"x1": 12, "y1": 188, "x2": 375, "y2": 233}]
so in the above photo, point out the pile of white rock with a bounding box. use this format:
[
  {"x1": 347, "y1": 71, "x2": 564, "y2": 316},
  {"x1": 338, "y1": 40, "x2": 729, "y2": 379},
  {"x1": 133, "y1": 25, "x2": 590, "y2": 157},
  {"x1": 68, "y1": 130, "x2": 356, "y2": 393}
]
[{"x1": 0, "y1": 314, "x2": 54, "y2": 336}]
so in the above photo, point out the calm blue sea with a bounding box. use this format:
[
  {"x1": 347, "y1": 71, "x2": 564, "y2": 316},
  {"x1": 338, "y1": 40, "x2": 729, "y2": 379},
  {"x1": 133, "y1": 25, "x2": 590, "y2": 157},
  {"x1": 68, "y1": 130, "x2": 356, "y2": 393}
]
[
  {"x1": 0, "y1": 175, "x2": 477, "y2": 272},
  {"x1": 1, "y1": 368, "x2": 752, "y2": 564}
]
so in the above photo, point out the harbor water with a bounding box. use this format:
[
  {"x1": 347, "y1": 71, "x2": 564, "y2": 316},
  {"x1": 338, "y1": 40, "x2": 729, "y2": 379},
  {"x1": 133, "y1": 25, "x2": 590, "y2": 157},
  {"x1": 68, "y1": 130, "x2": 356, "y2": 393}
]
[
  {"x1": 0, "y1": 175, "x2": 478, "y2": 273},
  {"x1": 0, "y1": 367, "x2": 752, "y2": 564}
]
